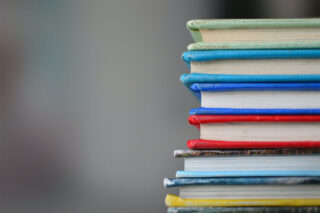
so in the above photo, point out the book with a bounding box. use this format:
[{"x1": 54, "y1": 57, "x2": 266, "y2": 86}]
[
  {"x1": 168, "y1": 206, "x2": 320, "y2": 213},
  {"x1": 190, "y1": 107, "x2": 320, "y2": 115},
  {"x1": 164, "y1": 177, "x2": 320, "y2": 188},
  {"x1": 186, "y1": 139, "x2": 320, "y2": 149},
  {"x1": 171, "y1": 185, "x2": 320, "y2": 199},
  {"x1": 175, "y1": 152, "x2": 320, "y2": 178},
  {"x1": 187, "y1": 18, "x2": 320, "y2": 49},
  {"x1": 173, "y1": 149, "x2": 320, "y2": 158},
  {"x1": 189, "y1": 115, "x2": 320, "y2": 142},
  {"x1": 182, "y1": 50, "x2": 320, "y2": 76},
  {"x1": 180, "y1": 74, "x2": 320, "y2": 97},
  {"x1": 188, "y1": 42, "x2": 320, "y2": 50},
  {"x1": 165, "y1": 194, "x2": 320, "y2": 207},
  {"x1": 190, "y1": 83, "x2": 320, "y2": 109}
]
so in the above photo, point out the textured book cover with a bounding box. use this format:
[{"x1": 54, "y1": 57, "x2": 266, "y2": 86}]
[
  {"x1": 190, "y1": 107, "x2": 320, "y2": 115},
  {"x1": 186, "y1": 18, "x2": 320, "y2": 42},
  {"x1": 189, "y1": 115, "x2": 320, "y2": 126},
  {"x1": 180, "y1": 74, "x2": 320, "y2": 99},
  {"x1": 164, "y1": 177, "x2": 320, "y2": 188},
  {"x1": 188, "y1": 41, "x2": 320, "y2": 50},
  {"x1": 186, "y1": 139, "x2": 320, "y2": 149},
  {"x1": 168, "y1": 206, "x2": 320, "y2": 213},
  {"x1": 173, "y1": 149, "x2": 320, "y2": 158},
  {"x1": 190, "y1": 82, "x2": 320, "y2": 92},
  {"x1": 165, "y1": 194, "x2": 320, "y2": 207},
  {"x1": 182, "y1": 50, "x2": 320, "y2": 67}
]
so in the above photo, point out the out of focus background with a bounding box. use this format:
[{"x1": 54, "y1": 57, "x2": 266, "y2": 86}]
[{"x1": 1, "y1": 0, "x2": 320, "y2": 212}]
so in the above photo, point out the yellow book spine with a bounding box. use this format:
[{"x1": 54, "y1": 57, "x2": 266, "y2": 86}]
[{"x1": 165, "y1": 194, "x2": 320, "y2": 207}]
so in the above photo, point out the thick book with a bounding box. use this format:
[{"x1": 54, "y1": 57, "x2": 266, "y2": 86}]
[
  {"x1": 188, "y1": 115, "x2": 320, "y2": 143},
  {"x1": 182, "y1": 50, "x2": 320, "y2": 80},
  {"x1": 165, "y1": 194, "x2": 320, "y2": 207},
  {"x1": 175, "y1": 148, "x2": 320, "y2": 178},
  {"x1": 190, "y1": 82, "x2": 320, "y2": 109},
  {"x1": 164, "y1": 177, "x2": 320, "y2": 188},
  {"x1": 186, "y1": 18, "x2": 320, "y2": 49},
  {"x1": 168, "y1": 207, "x2": 320, "y2": 213}
]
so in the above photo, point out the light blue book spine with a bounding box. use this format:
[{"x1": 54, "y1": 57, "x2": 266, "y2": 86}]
[{"x1": 182, "y1": 49, "x2": 320, "y2": 66}]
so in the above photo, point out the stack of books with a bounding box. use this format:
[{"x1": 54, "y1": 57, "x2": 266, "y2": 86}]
[{"x1": 165, "y1": 18, "x2": 320, "y2": 213}]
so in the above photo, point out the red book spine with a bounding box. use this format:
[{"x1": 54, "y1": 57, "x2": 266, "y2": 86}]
[
  {"x1": 188, "y1": 115, "x2": 320, "y2": 126},
  {"x1": 187, "y1": 139, "x2": 320, "y2": 149}
]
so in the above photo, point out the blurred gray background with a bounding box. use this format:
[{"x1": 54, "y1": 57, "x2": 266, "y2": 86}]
[{"x1": 1, "y1": 0, "x2": 320, "y2": 212}]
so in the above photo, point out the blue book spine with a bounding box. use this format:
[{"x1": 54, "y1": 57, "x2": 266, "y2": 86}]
[
  {"x1": 180, "y1": 74, "x2": 320, "y2": 100},
  {"x1": 190, "y1": 82, "x2": 320, "y2": 92},
  {"x1": 182, "y1": 49, "x2": 320, "y2": 66}
]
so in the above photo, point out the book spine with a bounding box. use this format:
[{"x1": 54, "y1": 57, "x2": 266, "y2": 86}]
[
  {"x1": 190, "y1": 107, "x2": 320, "y2": 115},
  {"x1": 187, "y1": 139, "x2": 320, "y2": 150},
  {"x1": 188, "y1": 115, "x2": 320, "y2": 125},
  {"x1": 164, "y1": 177, "x2": 320, "y2": 188}
]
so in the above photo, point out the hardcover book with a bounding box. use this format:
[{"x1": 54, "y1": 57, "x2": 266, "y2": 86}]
[
  {"x1": 187, "y1": 18, "x2": 320, "y2": 50},
  {"x1": 175, "y1": 149, "x2": 320, "y2": 178},
  {"x1": 188, "y1": 115, "x2": 320, "y2": 142},
  {"x1": 190, "y1": 82, "x2": 320, "y2": 108},
  {"x1": 180, "y1": 73, "x2": 320, "y2": 95}
]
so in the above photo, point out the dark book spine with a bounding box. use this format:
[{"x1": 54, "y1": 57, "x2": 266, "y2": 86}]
[
  {"x1": 164, "y1": 177, "x2": 320, "y2": 188},
  {"x1": 174, "y1": 148, "x2": 320, "y2": 158}
]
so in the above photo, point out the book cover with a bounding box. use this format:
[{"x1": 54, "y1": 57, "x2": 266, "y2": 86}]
[
  {"x1": 168, "y1": 206, "x2": 320, "y2": 213},
  {"x1": 186, "y1": 139, "x2": 320, "y2": 149},
  {"x1": 180, "y1": 74, "x2": 320, "y2": 99},
  {"x1": 190, "y1": 82, "x2": 320, "y2": 92},
  {"x1": 175, "y1": 170, "x2": 320, "y2": 178},
  {"x1": 182, "y1": 50, "x2": 320, "y2": 67},
  {"x1": 189, "y1": 115, "x2": 320, "y2": 126},
  {"x1": 188, "y1": 41, "x2": 320, "y2": 50},
  {"x1": 165, "y1": 194, "x2": 320, "y2": 207},
  {"x1": 174, "y1": 149, "x2": 320, "y2": 158},
  {"x1": 164, "y1": 177, "x2": 320, "y2": 188},
  {"x1": 190, "y1": 107, "x2": 320, "y2": 115},
  {"x1": 186, "y1": 18, "x2": 320, "y2": 42}
]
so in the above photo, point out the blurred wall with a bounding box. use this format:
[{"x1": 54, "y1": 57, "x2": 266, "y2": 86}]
[{"x1": 2, "y1": 0, "x2": 320, "y2": 212}]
